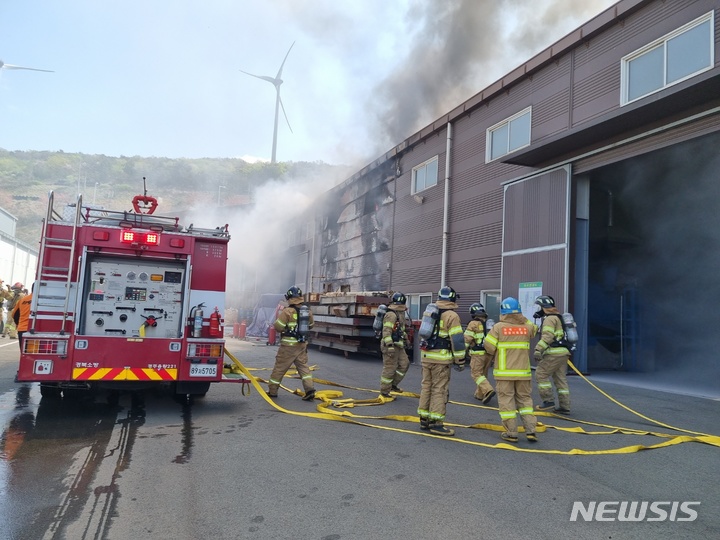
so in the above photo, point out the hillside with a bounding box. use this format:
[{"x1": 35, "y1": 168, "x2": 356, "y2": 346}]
[{"x1": 0, "y1": 149, "x2": 351, "y2": 245}]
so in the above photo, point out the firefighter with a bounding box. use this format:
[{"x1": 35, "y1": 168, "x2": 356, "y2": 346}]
[
  {"x1": 267, "y1": 287, "x2": 316, "y2": 401},
  {"x1": 464, "y1": 302, "x2": 496, "y2": 404},
  {"x1": 11, "y1": 285, "x2": 33, "y2": 352},
  {"x1": 3, "y1": 283, "x2": 25, "y2": 339},
  {"x1": 379, "y1": 292, "x2": 410, "y2": 397},
  {"x1": 417, "y1": 286, "x2": 466, "y2": 436},
  {"x1": 533, "y1": 295, "x2": 571, "y2": 414},
  {"x1": 0, "y1": 279, "x2": 12, "y2": 337},
  {"x1": 483, "y1": 297, "x2": 539, "y2": 443}
]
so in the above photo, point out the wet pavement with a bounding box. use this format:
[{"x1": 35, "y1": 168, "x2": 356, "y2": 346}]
[{"x1": 1, "y1": 337, "x2": 719, "y2": 540}]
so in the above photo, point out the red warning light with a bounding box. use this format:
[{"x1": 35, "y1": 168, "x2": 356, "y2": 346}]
[{"x1": 120, "y1": 230, "x2": 161, "y2": 246}]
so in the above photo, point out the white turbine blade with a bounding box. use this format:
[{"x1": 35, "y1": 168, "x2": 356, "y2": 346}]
[
  {"x1": 2, "y1": 62, "x2": 53, "y2": 72},
  {"x1": 278, "y1": 93, "x2": 293, "y2": 133},
  {"x1": 239, "y1": 69, "x2": 278, "y2": 85},
  {"x1": 275, "y1": 41, "x2": 295, "y2": 79}
]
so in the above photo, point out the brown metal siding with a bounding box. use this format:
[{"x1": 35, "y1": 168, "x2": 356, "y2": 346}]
[
  {"x1": 390, "y1": 130, "x2": 449, "y2": 294},
  {"x1": 503, "y1": 168, "x2": 568, "y2": 253}
]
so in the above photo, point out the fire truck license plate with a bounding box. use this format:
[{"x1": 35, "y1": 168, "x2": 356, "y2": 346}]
[{"x1": 189, "y1": 365, "x2": 217, "y2": 377}]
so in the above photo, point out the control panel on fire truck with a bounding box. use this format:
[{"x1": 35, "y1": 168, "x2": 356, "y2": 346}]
[{"x1": 79, "y1": 257, "x2": 186, "y2": 338}]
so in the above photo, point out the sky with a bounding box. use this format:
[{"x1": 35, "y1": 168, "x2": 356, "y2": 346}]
[{"x1": 0, "y1": 0, "x2": 619, "y2": 168}]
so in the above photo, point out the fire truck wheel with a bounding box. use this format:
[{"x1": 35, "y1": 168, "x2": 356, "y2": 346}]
[
  {"x1": 106, "y1": 391, "x2": 120, "y2": 407},
  {"x1": 39, "y1": 384, "x2": 62, "y2": 399}
]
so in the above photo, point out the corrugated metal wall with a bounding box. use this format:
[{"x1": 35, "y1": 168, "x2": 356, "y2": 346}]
[{"x1": 501, "y1": 167, "x2": 570, "y2": 310}]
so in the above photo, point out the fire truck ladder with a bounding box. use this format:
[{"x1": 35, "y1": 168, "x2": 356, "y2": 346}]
[{"x1": 31, "y1": 191, "x2": 82, "y2": 334}]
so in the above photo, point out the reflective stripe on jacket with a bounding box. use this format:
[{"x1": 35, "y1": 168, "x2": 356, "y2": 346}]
[
  {"x1": 483, "y1": 313, "x2": 537, "y2": 380},
  {"x1": 535, "y1": 311, "x2": 570, "y2": 358},
  {"x1": 463, "y1": 318, "x2": 486, "y2": 356},
  {"x1": 274, "y1": 300, "x2": 314, "y2": 346},
  {"x1": 382, "y1": 309, "x2": 406, "y2": 347},
  {"x1": 421, "y1": 301, "x2": 465, "y2": 363}
]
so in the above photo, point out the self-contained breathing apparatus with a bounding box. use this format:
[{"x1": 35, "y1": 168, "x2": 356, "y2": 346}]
[
  {"x1": 283, "y1": 304, "x2": 311, "y2": 343},
  {"x1": 554, "y1": 312, "x2": 579, "y2": 352},
  {"x1": 533, "y1": 295, "x2": 578, "y2": 352},
  {"x1": 418, "y1": 303, "x2": 450, "y2": 350},
  {"x1": 373, "y1": 304, "x2": 388, "y2": 338}
]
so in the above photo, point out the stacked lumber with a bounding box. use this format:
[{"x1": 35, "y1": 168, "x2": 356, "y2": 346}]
[{"x1": 307, "y1": 291, "x2": 389, "y2": 357}]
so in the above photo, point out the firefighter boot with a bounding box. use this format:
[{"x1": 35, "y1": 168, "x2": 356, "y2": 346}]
[
  {"x1": 429, "y1": 422, "x2": 455, "y2": 437},
  {"x1": 302, "y1": 389, "x2": 316, "y2": 401},
  {"x1": 267, "y1": 384, "x2": 279, "y2": 398},
  {"x1": 535, "y1": 401, "x2": 555, "y2": 411},
  {"x1": 419, "y1": 417, "x2": 430, "y2": 431}
]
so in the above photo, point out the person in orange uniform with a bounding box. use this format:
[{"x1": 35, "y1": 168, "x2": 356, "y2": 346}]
[
  {"x1": 417, "y1": 286, "x2": 466, "y2": 437},
  {"x1": 267, "y1": 287, "x2": 316, "y2": 401},
  {"x1": 483, "y1": 297, "x2": 539, "y2": 443},
  {"x1": 11, "y1": 285, "x2": 33, "y2": 352}
]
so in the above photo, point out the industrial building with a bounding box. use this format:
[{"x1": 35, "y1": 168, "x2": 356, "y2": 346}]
[{"x1": 287, "y1": 0, "x2": 719, "y2": 387}]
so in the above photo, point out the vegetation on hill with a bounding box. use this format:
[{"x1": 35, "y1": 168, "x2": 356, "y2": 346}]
[{"x1": 0, "y1": 149, "x2": 350, "y2": 245}]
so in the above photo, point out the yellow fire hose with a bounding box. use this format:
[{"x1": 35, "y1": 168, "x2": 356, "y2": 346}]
[{"x1": 223, "y1": 348, "x2": 720, "y2": 455}]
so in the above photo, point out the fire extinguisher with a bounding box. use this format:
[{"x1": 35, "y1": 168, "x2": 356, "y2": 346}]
[
  {"x1": 191, "y1": 303, "x2": 205, "y2": 338},
  {"x1": 209, "y1": 307, "x2": 222, "y2": 338},
  {"x1": 238, "y1": 319, "x2": 247, "y2": 340},
  {"x1": 267, "y1": 325, "x2": 276, "y2": 346}
]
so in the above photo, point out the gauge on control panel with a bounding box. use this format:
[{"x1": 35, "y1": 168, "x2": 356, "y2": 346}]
[
  {"x1": 127, "y1": 271, "x2": 136, "y2": 280},
  {"x1": 139, "y1": 272, "x2": 148, "y2": 281}
]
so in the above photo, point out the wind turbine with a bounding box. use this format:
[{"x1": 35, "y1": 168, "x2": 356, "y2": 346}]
[
  {"x1": 0, "y1": 59, "x2": 54, "y2": 73},
  {"x1": 240, "y1": 41, "x2": 294, "y2": 164}
]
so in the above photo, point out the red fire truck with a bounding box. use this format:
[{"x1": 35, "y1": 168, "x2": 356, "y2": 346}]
[{"x1": 16, "y1": 189, "x2": 242, "y2": 399}]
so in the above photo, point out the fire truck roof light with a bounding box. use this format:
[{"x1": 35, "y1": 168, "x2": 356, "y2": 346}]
[{"x1": 120, "y1": 230, "x2": 161, "y2": 246}]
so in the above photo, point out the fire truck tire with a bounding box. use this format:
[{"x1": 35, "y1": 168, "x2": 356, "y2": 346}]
[{"x1": 39, "y1": 384, "x2": 62, "y2": 399}]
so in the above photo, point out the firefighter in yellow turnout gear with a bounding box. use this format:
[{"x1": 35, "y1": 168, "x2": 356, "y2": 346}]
[
  {"x1": 268, "y1": 287, "x2": 316, "y2": 401},
  {"x1": 379, "y1": 292, "x2": 410, "y2": 397},
  {"x1": 533, "y1": 295, "x2": 571, "y2": 414},
  {"x1": 417, "y1": 286, "x2": 466, "y2": 437},
  {"x1": 464, "y1": 302, "x2": 496, "y2": 404},
  {"x1": 0, "y1": 280, "x2": 13, "y2": 337},
  {"x1": 2, "y1": 283, "x2": 24, "y2": 339},
  {"x1": 483, "y1": 297, "x2": 539, "y2": 443}
]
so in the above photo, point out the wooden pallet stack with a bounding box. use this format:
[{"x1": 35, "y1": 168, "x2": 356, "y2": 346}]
[{"x1": 307, "y1": 291, "x2": 389, "y2": 357}]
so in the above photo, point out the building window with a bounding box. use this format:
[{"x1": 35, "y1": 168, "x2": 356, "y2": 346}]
[
  {"x1": 622, "y1": 12, "x2": 714, "y2": 105},
  {"x1": 486, "y1": 107, "x2": 531, "y2": 162},
  {"x1": 411, "y1": 157, "x2": 439, "y2": 194},
  {"x1": 408, "y1": 293, "x2": 432, "y2": 321}
]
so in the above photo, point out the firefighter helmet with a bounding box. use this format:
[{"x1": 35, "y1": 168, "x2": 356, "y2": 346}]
[
  {"x1": 391, "y1": 292, "x2": 406, "y2": 305},
  {"x1": 500, "y1": 297, "x2": 521, "y2": 315},
  {"x1": 438, "y1": 286, "x2": 458, "y2": 302},
  {"x1": 469, "y1": 303, "x2": 486, "y2": 317},
  {"x1": 285, "y1": 286, "x2": 303, "y2": 300},
  {"x1": 534, "y1": 295, "x2": 555, "y2": 309}
]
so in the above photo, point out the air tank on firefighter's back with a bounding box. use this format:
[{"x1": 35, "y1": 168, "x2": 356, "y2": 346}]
[
  {"x1": 562, "y1": 312, "x2": 579, "y2": 345},
  {"x1": 418, "y1": 303, "x2": 440, "y2": 340},
  {"x1": 373, "y1": 304, "x2": 388, "y2": 337},
  {"x1": 485, "y1": 319, "x2": 496, "y2": 333},
  {"x1": 297, "y1": 305, "x2": 311, "y2": 339}
]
